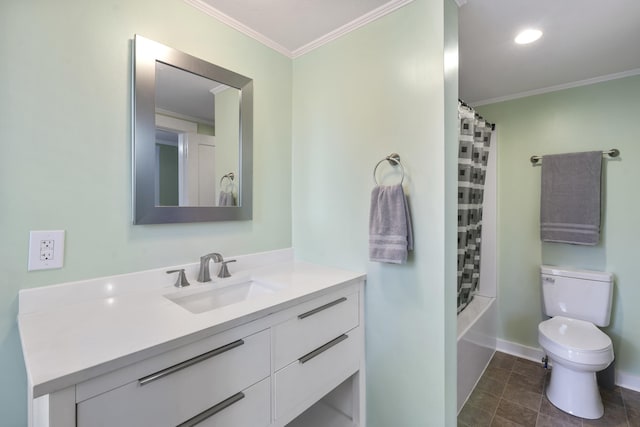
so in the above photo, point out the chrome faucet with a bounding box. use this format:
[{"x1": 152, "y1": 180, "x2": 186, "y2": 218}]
[
  {"x1": 197, "y1": 252, "x2": 223, "y2": 282},
  {"x1": 198, "y1": 253, "x2": 238, "y2": 281}
]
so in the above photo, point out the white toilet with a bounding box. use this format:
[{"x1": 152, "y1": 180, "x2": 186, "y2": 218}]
[{"x1": 538, "y1": 265, "x2": 614, "y2": 419}]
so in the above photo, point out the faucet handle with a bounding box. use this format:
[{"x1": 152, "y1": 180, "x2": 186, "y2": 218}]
[
  {"x1": 217, "y1": 259, "x2": 236, "y2": 278},
  {"x1": 167, "y1": 269, "x2": 190, "y2": 288}
]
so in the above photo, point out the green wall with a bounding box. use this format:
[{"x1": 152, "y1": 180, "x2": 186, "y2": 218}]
[
  {"x1": 292, "y1": 0, "x2": 457, "y2": 424},
  {"x1": 477, "y1": 75, "x2": 640, "y2": 379},
  {"x1": 158, "y1": 144, "x2": 179, "y2": 205},
  {"x1": 1, "y1": 0, "x2": 458, "y2": 424},
  {"x1": 214, "y1": 87, "x2": 241, "y2": 202},
  {"x1": 0, "y1": 0, "x2": 292, "y2": 424},
  {"x1": 443, "y1": 0, "x2": 459, "y2": 418}
]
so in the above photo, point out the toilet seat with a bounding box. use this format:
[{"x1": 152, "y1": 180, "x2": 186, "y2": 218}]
[{"x1": 538, "y1": 316, "x2": 613, "y2": 366}]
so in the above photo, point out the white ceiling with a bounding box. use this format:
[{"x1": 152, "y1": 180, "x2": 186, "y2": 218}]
[
  {"x1": 156, "y1": 62, "x2": 228, "y2": 125},
  {"x1": 459, "y1": 0, "x2": 640, "y2": 105},
  {"x1": 185, "y1": 0, "x2": 640, "y2": 105},
  {"x1": 185, "y1": 0, "x2": 413, "y2": 57}
]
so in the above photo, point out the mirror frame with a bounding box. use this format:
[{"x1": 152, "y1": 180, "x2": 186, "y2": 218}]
[{"x1": 133, "y1": 35, "x2": 253, "y2": 224}]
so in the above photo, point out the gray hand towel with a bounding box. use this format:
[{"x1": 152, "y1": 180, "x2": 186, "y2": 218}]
[
  {"x1": 218, "y1": 191, "x2": 236, "y2": 206},
  {"x1": 369, "y1": 184, "x2": 414, "y2": 264},
  {"x1": 540, "y1": 151, "x2": 602, "y2": 245}
]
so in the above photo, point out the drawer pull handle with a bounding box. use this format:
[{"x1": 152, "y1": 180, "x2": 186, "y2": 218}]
[
  {"x1": 299, "y1": 334, "x2": 348, "y2": 364},
  {"x1": 176, "y1": 392, "x2": 245, "y2": 427},
  {"x1": 138, "y1": 339, "x2": 244, "y2": 386},
  {"x1": 298, "y1": 297, "x2": 347, "y2": 319}
]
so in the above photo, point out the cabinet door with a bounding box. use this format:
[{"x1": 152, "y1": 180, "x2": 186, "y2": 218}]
[{"x1": 77, "y1": 330, "x2": 269, "y2": 427}]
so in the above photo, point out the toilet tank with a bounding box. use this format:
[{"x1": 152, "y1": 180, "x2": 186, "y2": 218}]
[{"x1": 541, "y1": 265, "x2": 614, "y2": 327}]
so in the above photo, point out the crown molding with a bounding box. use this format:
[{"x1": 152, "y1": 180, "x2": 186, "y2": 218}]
[
  {"x1": 183, "y1": 0, "x2": 292, "y2": 57},
  {"x1": 471, "y1": 68, "x2": 640, "y2": 107},
  {"x1": 184, "y1": 0, "x2": 415, "y2": 59},
  {"x1": 291, "y1": 0, "x2": 415, "y2": 58}
]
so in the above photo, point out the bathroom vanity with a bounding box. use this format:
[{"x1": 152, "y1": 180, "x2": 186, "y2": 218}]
[{"x1": 18, "y1": 250, "x2": 365, "y2": 427}]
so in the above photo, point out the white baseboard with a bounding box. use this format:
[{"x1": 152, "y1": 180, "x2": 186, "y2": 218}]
[
  {"x1": 496, "y1": 338, "x2": 545, "y2": 364},
  {"x1": 495, "y1": 338, "x2": 640, "y2": 392},
  {"x1": 616, "y1": 371, "x2": 640, "y2": 393}
]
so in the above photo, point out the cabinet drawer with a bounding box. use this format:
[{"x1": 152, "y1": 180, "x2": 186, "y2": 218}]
[
  {"x1": 274, "y1": 326, "x2": 361, "y2": 419},
  {"x1": 77, "y1": 329, "x2": 269, "y2": 427},
  {"x1": 179, "y1": 378, "x2": 270, "y2": 427},
  {"x1": 273, "y1": 290, "x2": 359, "y2": 370}
]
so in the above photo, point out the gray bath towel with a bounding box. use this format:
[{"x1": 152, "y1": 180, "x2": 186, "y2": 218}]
[
  {"x1": 540, "y1": 151, "x2": 602, "y2": 245},
  {"x1": 369, "y1": 184, "x2": 414, "y2": 264},
  {"x1": 218, "y1": 191, "x2": 236, "y2": 206}
]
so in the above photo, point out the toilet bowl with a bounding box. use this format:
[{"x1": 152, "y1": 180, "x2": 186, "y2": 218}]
[
  {"x1": 538, "y1": 316, "x2": 614, "y2": 419},
  {"x1": 538, "y1": 265, "x2": 614, "y2": 420}
]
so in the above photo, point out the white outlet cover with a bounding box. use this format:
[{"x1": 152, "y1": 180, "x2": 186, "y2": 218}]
[{"x1": 28, "y1": 230, "x2": 65, "y2": 271}]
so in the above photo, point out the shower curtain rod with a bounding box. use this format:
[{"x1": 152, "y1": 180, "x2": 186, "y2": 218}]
[{"x1": 458, "y1": 98, "x2": 495, "y2": 131}]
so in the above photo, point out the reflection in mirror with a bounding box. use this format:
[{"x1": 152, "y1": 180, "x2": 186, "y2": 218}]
[
  {"x1": 154, "y1": 62, "x2": 240, "y2": 207},
  {"x1": 133, "y1": 35, "x2": 252, "y2": 224}
]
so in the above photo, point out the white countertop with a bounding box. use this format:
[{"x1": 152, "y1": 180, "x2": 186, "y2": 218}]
[{"x1": 18, "y1": 251, "x2": 365, "y2": 398}]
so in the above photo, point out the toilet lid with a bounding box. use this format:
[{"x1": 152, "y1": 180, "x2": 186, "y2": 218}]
[{"x1": 539, "y1": 316, "x2": 612, "y2": 352}]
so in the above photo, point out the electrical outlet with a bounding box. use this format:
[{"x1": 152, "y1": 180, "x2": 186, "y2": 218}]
[
  {"x1": 28, "y1": 230, "x2": 65, "y2": 271},
  {"x1": 40, "y1": 240, "x2": 54, "y2": 261}
]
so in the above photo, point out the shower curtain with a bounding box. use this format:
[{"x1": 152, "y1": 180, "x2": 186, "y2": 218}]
[{"x1": 457, "y1": 102, "x2": 493, "y2": 314}]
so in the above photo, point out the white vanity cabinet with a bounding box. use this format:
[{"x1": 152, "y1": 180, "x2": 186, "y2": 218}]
[
  {"x1": 76, "y1": 329, "x2": 271, "y2": 427},
  {"x1": 273, "y1": 290, "x2": 363, "y2": 425},
  {"x1": 26, "y1": 274, "x2": 365, "y2": 427}
]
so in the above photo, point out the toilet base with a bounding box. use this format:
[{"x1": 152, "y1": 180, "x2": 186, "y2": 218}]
[{"x1": 546, "y1": 361, "x2": 604, "y2": 419}]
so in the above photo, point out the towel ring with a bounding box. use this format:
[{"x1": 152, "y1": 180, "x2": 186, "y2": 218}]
[
  {"x1": 373, "y1": 153, "x2": 405, "y2": 185},
  {"x1": 219, "y1": 172, "x2": 235, "y2": 186}
]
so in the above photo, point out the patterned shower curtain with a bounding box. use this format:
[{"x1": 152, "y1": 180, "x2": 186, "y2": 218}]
[{"x1": 457, "y1": 102, "x2": 493, "y2": 314}]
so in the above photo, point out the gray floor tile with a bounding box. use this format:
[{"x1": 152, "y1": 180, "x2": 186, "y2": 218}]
[
  {"x1": 459, "y1": 402, "x2": 494, "y2": 427},
  {"x1": 622, "y1": 388, "x2": 640, "y2": 412},
  {"x1": 477, "y1": 374, "x2": 508, "y2": 398},
  {"x1": 492, "y1": 414, "x2": 527, "y2": 426},
  {"x1": 508, "y1": 371, "x2": 545, "y2": 394},
  {"x1": 459, "y1": 352, "x2": 638, "y2": 427},
  {"x1": 490, "y1": 352, "x2": 517, "y2": 370},
  {"x1": 503, "y1": 381, "x2": 543, "y2": 412},
  {"x1": 468, "y1": 388, "x2": 502, "y2": 414},
  {"x1": 583, "y1": 401, "x2": 628, "y2": 427},
  {"x1": 495, "y1": 399, "x2": 538, "y2": 427},
  {"x1": 512, "y1": 359, "x2": 547, "y2": 380},
  {"x1": 600, "y1": 386, "x2": 625, "y2": 407},
  {"x1": 535, "y1": 412, "x2": 582, "y2": 427},
  {"x1": 485, "y1": 365, "x2": 512, "y2": 383},
  {"x1": 627, "y1": 406, "x2": 640, "y2": 427}
]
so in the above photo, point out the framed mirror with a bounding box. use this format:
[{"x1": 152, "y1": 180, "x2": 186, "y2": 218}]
[{"x1": 133, "y1": 35, "x2": 253, "y2": 224}]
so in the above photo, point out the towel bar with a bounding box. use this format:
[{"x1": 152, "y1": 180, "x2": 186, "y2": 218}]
[
  {"x1": 530, "y1": 149, "x2": 619, "y2": 165},
  {"x1": 373, "y1": 153, "x2": 405, "y2": 185}
]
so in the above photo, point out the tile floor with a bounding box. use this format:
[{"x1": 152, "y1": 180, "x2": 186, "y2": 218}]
[{"x1": 458, "y1": 352, "x2": 640, "y2": 427}]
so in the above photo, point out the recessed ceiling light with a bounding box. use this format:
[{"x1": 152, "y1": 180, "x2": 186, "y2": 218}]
[{"x1": 515, "y1": 29, "x2": 543, "y2": 45}]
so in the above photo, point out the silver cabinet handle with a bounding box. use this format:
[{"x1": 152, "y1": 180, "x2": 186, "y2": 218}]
[
  {"x1": 138, "y1": 339, "x2": 244, "y2": 386},
  {"x1": 299, "y1": 334, "x2": 348, "y2": 364},
  {"x1": 176, "y1": 392, "x2": 245, "y2": 427},
  {"x1": 298, "y1": 297, "x2": 347, "y2": 320}
]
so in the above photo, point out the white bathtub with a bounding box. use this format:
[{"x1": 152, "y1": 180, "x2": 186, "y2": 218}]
[
  {"x1": 457, "y1": 295, "x2": 497, "y2": 413},
  {"x1": 457, "y1": 131, "x2": 498, "y2": 413}
]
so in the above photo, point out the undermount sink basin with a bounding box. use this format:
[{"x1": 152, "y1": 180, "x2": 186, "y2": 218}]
[{"x1": 165, "y1": 280, "x2": 284, "y2": 314}]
